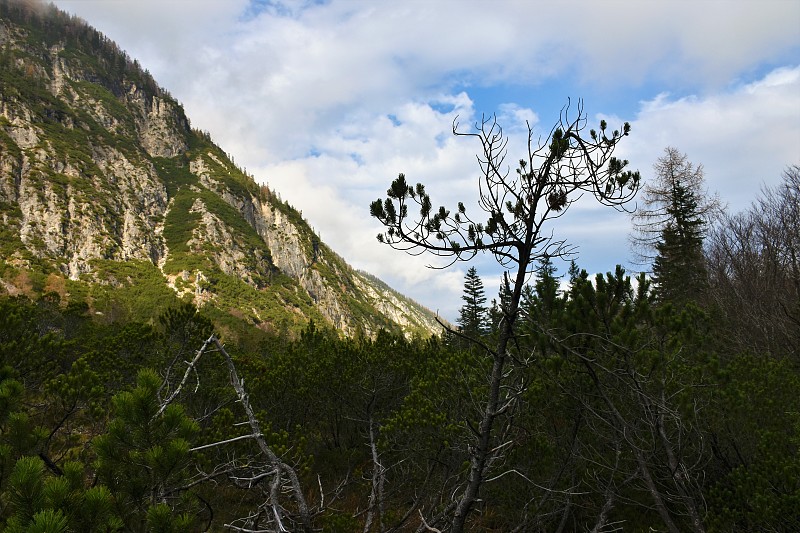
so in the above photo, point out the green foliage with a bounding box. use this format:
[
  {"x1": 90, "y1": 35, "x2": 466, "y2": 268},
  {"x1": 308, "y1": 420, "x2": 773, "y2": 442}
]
[
  {"x1": 705, "y1": 355, "x2": 800, "y2": 532},
  {"x1": 146, "y1": 504, "x2": 196, "y2": 533},
  {"x1": 42, "y1": 355, "x2": 105, "y2": 456},
  {"x1": 455, "y1": 266, "x2": 488, "y2": 338},
  {"x1": 152, "y1": 156, "x2": 198, "y2": 199},
  {"x1": 0, "y1": 367, "x2": 43, "y2": 487},
  {"x1": 381, "y1": 343, "x2": 477, "y2": 453},
  {"x1": 93, "y1": 369, "x2": 200, "y2": 531},
  {"x1": 0, "y1": 269, "x2": 797, "y2": 531},
  {"x1": 160, "y1": 190, "x2": 204, "y2": 267},
  {"x1": 5, "y1": 456, "x2": 46, "y2": 526},
  {"x1": 158, "y1": 301, "x2": 213, "y2": 356},
  {"x1": 518, "y1": 255, "x2": 564, "y2": 349},
  {"x1": 2, "y1": 457, "x2": 121, "y2": 532},
  {"x1": 86, "y1": 260, "x2": 183, "y2": 322},
  {"x1": 652, "y1": 178, "x2": 707, "y2": 306}
]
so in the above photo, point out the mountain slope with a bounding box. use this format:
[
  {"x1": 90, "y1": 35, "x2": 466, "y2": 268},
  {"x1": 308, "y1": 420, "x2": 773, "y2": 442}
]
[{"x1": 0, "y1": 0, "x2": 442, "y2": 338}]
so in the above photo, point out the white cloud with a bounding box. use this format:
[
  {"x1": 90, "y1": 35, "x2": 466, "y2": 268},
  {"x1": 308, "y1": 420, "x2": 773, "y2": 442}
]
[
  {"x1": 497, "y1": 104, "x2": 539, "y2": 134},
  {"x1": 624, "y1": 65, "x2": 800, "y2": 211},
  {"x1": 256, "y1": 95, "x2": 483, "y2": 319},
  {"x1": 53, "y1": 0, "x2": 800, "y2": 159},
  {"x1": 48, "y1": 0, "x2": 800, "y2": 320}
]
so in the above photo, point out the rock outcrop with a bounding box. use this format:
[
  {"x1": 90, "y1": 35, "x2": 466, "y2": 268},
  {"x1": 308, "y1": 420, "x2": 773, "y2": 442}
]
[{"x1": 0, "y1": 3, "x2": 442, "y2": 338}]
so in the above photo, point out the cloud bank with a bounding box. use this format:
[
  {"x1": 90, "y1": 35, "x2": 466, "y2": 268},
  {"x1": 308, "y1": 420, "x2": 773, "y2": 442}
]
[{"x1": 52, "y1": 0, "x2": 800, "y2": 319}]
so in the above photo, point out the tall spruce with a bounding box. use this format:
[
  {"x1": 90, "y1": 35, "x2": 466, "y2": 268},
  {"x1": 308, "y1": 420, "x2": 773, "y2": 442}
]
[
  {"x1": 652, "y1": 178, "x2": 707, "y2": 305},
  {"x1": 488, "y1": 273, "x2": 513, "y2": 336},
  {"x1": 457, "y1": 267, "x2": 488, "y2": 337},
  {"x1": 631, "y1": 147, "x2": 721, "y2": 266},
  {"x1": 518, "y1": 256, "x2": 563, "y2": 353}
]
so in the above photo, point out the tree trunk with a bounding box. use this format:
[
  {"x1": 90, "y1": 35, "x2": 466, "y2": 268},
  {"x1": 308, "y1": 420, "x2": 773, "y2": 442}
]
[{"x1": 451, "y1": 266, "x2": 526, "y2": 532}]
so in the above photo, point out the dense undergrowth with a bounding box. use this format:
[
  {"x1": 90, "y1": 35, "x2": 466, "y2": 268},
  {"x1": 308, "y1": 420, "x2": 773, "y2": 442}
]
[{"x1": 0, "y1": 260, "x2": 797, "y2": 531}]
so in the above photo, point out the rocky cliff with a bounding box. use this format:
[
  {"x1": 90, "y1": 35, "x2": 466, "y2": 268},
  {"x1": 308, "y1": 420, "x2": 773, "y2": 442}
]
[{"x1": 0, "y1": 0, "x2": 442, "y2": 338}]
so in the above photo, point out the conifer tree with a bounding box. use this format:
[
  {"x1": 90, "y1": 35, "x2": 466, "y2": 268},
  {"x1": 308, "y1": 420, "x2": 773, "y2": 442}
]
[
  {"x1": 3, "y1": 457, "x2": 120, "y2": 532},
  {"x1": 518, "y1": 257, "x2": 562, "y2": 340},
  {"x1": 652, "y1": 178, "x2": 707, "y2": 305},
  {"x1": 456, "y1": 267, "x2": 488, "y2": 337},
  {"x1": 531, "y1": 255, "x2": 560, "y2": 318},
  {"x1": 487, "y1": 273, "x2": 513, "y2": 336},
  {"x1": 93, "y1": 369, "x2": 199, "y2": 532},
  {"x1": 631, "y1": 147, "x2": 720, "y2": 266}
]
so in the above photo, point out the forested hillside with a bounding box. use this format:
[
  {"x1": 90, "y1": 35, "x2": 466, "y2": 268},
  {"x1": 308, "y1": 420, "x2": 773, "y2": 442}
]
[{"x1": 0, "y1": 1, "x2": 798, "y2": 532}]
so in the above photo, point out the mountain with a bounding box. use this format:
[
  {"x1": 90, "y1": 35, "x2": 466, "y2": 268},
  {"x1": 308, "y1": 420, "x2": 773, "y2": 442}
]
[{"x1": 0, "y1": 0, "x2": 442, "y2": 339}]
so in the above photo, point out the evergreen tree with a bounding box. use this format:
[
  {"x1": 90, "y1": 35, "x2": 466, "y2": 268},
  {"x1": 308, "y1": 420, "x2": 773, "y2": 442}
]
[
  {"x1": 456, "y1": 267, "x2": 488, "y2": 337},
  {"x1": 93, "y1": 370, "x2": 200, "y2": 532},
  {"x1": 488, "y1": 273, "x2": 513, "y2": 336},
  {"x1": 652, "y1": 179, "x2": 707, "y2": 305},
  {"x1": 518, "y1": 256, "x2": 562, "y2": 341},
  {"x1": 631, "y1": 147, "x2": 720, "y2": 266},
  {"x1": 3, "y1": 457, "x2": 120, "y2": 532},
  {"x1": 531, "y1": 255, "x2": 560, "y2": 319}
]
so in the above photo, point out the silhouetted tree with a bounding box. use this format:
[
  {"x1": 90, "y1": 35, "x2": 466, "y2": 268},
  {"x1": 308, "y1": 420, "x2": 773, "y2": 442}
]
[{"x1": 370, "y1": 99, "x2": 640, "y2": 531}]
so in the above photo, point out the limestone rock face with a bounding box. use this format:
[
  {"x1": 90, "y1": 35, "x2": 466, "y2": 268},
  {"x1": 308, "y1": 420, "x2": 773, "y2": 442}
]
[
  {"x1": 192, "y1": 155, "x2": 375, "y2": 336},
  {"x1": 0, "y1": 8, "x2": 442, "y2": 338},
  {"x1": 187, "y1": 196, "x2": 262, "y2": 286},
  {"x1": 128, "y1": 90, "x2": 189, "y2": 158},
  {"x1": 353, "y1": 272, "x2": 442, "y2": 336},
  {"x1": 265, "y1": 225, "x2": 376, "y2": 334},
  {"x1": 0, "y1": 93, "x2": 169, "y2": 279}
]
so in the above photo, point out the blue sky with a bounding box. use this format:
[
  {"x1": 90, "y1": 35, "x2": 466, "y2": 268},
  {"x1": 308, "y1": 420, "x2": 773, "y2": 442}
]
[{"x1": 52, "y1": 0, "x2": 800, "y2": 320}]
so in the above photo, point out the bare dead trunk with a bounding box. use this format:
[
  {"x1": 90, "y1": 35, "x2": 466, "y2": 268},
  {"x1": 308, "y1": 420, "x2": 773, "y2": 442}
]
[
  {"x1": 212, "y1": 336, "x2": 313, "y2": 533},
  {"x1": 365, "y1": 407, "x2": 386, "y2": 533}
]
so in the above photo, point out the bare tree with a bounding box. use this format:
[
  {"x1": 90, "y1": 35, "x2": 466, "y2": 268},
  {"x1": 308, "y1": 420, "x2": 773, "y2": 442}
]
[
  {"x1": 705, "y1": 164, "x2": 800, "y2": 359},
  {"x1": 370, "y1": 99, "x2": 640, "y2": 531},
  {"x1": 158, "y1": 335, "x2": 313, "y2": 533}
]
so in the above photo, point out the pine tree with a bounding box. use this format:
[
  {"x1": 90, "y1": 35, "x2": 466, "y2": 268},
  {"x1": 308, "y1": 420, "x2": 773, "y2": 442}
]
[
  {"x1": 3, "y1": 457, "x2": 120, "y2": 532},
  {"x1": 93, "y1": 369, "x2": 199, "y2": 532},
  {"x1": 456, "y1": 267, "x2": 488, "y2": 337},
  {"x1": 488, "y1": 273, "x2": 513, "y2": 336},
  {"x1": 371, "y1": 101, "x2": 639, "y2": 530},
  {"x1": 532, "y1": 256, "x2": 560, "y2": 318},
  {"x1": 517, "y1": 256, "x2": 564, "y2": 355}
]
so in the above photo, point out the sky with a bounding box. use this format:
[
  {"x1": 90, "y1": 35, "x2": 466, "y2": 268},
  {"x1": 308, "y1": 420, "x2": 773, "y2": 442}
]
[{"x1": 50, "y1": 0, "x2": 800, "y2": 321}]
